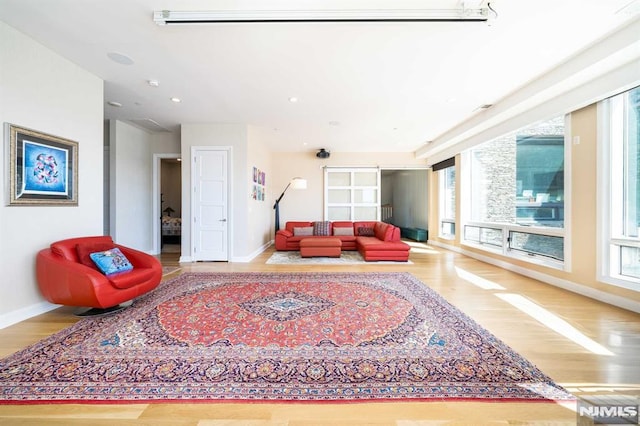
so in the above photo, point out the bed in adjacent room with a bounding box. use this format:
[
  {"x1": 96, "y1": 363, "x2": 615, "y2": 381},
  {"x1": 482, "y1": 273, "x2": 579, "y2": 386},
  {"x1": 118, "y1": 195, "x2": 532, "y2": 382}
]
[{"x1": 162, "y1": 216, "x2": 181, "y2": 245}]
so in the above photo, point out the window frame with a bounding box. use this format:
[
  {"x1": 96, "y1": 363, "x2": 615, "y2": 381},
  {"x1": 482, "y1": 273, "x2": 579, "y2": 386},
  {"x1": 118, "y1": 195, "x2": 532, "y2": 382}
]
[
  {"x1": 324, "y1": 167, "x2": 380, "y2": 222},
  {"x1": 460, "y1": 115, "x2": 571, "y2": 271},
  {"x1": 598, "y1": 87, "x2": 640, "y2": 291},
  {"x1": 438, "y1": 165, "x2": 456, "y2": 240}
]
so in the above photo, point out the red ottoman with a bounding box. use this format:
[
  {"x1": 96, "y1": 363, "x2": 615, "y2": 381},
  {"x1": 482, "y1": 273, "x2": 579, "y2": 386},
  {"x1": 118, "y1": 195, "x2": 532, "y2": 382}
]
[{"x1": 300, "y1": 237, "x2": 342, "y2": 258}]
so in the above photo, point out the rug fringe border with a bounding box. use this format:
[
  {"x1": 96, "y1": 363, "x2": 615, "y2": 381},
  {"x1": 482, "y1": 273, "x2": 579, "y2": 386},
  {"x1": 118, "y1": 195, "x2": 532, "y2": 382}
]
[{"x1": 0, "y1": 397, "x2": 577, "y2": 406}]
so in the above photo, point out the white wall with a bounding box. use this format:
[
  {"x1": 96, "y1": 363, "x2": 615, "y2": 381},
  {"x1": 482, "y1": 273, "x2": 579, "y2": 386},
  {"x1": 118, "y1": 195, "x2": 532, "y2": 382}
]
[
  {"x1": 152, "y1": 131, "x2": 181, "y2": 153},
  {"x1": 109, "y1": 120, "x2": 154, "y2": 251},
  {"x1": 247, "y1": 126, "x2": 273, "y2": 256},
  {"x1": 0, "y1": 22, "x2": 104, "y2": 327},
  {"x1": 108, "y1": 122, "x2": 182, "y2": 253},
  {"x1": 181, "y1": 123, "x2": 252, "y2": 261}
]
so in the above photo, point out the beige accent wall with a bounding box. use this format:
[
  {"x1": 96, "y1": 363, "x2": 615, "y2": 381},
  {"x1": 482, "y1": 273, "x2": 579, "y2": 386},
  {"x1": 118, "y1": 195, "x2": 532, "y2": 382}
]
[
  {"x1": 269, "y1": 151, "x2": 428, "y2": 230},
  {"x1": 109, "y1": 121, "x2": 154, "y2": 251},
  {"x1": 570, "y1": 105, "x2": 599, "y2": 286},
  {"x1": 247, "y1": 126, "x2": 273, "y2": 255},
  {"x1": 428, "y1": 103, "x2": 640, "y2": 308}
]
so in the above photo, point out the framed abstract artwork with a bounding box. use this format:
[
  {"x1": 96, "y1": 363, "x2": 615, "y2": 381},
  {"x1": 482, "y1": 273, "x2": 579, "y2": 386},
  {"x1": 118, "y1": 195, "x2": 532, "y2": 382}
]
[
  {"x1": 251, "y1": 166, "x2": 266, "y2": 201},
  {"x1": 6, "y1": 124, "x2": 78, "y2": 205}
]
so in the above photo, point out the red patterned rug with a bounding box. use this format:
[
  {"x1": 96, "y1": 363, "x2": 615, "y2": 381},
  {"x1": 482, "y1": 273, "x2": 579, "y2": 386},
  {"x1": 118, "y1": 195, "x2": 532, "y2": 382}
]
[{"x1": 0, "y1": 272, "x2": 574, "y2": 404}]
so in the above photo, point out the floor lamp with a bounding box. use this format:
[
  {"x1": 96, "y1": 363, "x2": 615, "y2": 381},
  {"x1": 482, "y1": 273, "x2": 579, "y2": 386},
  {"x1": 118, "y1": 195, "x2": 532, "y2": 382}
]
[{"x1": 273, "y1": 177, "x2": 307, "y2": 232}]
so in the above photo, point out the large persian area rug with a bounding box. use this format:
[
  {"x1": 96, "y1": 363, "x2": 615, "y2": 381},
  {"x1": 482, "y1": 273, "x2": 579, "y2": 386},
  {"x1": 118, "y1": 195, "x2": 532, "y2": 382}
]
[
  {"x1": 162, "y1": 266, "x2": 181, "y2": 276},
  {"x1": 0, "y1": 272, "x2": 574, "y2": 404}
]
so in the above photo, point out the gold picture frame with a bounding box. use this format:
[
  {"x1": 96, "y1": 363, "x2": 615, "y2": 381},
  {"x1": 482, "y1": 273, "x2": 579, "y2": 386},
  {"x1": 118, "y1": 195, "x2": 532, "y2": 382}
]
[{"x1": 6, "y1": 123, "x2": 78, "y2": 206}]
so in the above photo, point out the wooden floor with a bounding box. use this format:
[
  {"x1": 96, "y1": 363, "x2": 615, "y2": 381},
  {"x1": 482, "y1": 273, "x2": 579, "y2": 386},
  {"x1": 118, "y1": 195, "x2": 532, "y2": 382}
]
[{"x1": 1, "y1": 242, "x2": 639, "y2": 425}]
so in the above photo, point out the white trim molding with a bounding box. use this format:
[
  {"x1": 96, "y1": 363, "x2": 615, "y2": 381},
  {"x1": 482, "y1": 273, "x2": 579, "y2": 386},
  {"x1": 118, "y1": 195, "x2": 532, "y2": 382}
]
[
  {"x1": 0, "y1": 301, "x2": 59, "y2": 330},
  {"x1": 152, "y1": 153, "x2": 181, "y2": 255},
  {"x1": 417, "y1": 17, "x2": 640, "y2": 166},
  {"x1": 232, "y1": 241, "x2": 273, "y2": 263}
]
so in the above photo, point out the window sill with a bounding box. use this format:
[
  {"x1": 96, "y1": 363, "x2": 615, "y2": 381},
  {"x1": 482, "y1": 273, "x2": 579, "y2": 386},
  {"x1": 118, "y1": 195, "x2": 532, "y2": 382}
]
[
  {"x1": 462, "y1": 240, "x2": 565, "y2": 271},
  {"x1": 598, "y1": 274, "x2": 640, "y2": 293}
]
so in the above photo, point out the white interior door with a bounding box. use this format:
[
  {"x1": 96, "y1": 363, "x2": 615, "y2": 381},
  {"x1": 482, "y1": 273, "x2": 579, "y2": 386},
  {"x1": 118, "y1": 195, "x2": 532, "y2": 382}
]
[{"x1": 193, "y1": 148, "x2": 228, "y2": 261}]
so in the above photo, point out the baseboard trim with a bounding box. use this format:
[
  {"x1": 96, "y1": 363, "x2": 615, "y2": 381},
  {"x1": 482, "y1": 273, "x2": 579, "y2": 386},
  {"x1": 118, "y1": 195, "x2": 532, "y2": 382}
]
[
  {"x1": 0, "y1": 301, "x2": 60, "y2": 330},
  {"x1": 428, "y1": 240, "x2": 640, "y2": 314},
  {"x1": 181, "y1": 242, "x2": 273, "y2": 264},
  {"x1": 231, "y1": 241, "x2": 272, "y2": 263}
]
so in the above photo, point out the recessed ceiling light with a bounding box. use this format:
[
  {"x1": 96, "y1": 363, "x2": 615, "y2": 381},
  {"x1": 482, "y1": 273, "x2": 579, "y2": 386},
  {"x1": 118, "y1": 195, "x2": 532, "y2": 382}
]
[
  {"x1": 107, "y1": 101, "x2": 122, "y2": 107},
  {"x1": 107, "y1": 52, "x2": 134, "y2": 65},
  {"x1": 148, "y1": 79, "x2": 160, "y2": 87},
  {"x1": 474, "y1": 104, "x2": 493, "y2": 111},
  {"x1": 288, "y1": 97, "x2": 298, "y2": 103},
  {"x1": 170, "y1": 97, "x2": 181, "y2": 103}
]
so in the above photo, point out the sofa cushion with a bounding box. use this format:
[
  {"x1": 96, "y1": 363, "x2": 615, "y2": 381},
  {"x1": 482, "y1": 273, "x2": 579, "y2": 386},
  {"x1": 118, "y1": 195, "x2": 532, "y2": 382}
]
[
  {"x1": 278, "y1": 229, "x2": 293, "y2": 238},
  {"x1": 293, "y1": 226, "x2": 314, "y2": 236},
  {"x1": 357, "y1": 226, "x2": 375, "y2": 237},
  {"x1": 285, "y1": 221, "x2": 313, "y2": 232},
  {"x1": 332, "y1": 221, "x2": 354, "y2": 228},
  {"x1": 313, "y1": 221, "x2": 331, "y2": 236},
  {"x1": 76, "y1": 242, "x2": 116, "y2": 270},
  {"x1": 333, "y1": 227, "x2": 354, "y2": 236},
  {"x1": 357, "y1": 237, "x2": 410, "y2": 251},
  {"x1": 89, "y1": 248, "x2": 134, "y2": 276},
  {"x1": 108, "y1": 267, "x2": 156, "y2": 290},
  {"x1": 374, "y1": 222, "x2": 395, "y2": 241}
]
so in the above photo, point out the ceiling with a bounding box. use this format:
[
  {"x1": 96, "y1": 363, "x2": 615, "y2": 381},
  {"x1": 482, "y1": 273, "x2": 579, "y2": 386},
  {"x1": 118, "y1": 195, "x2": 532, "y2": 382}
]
[{"x1": 0, "y1": 0, "x2": 637, "y2": 154}]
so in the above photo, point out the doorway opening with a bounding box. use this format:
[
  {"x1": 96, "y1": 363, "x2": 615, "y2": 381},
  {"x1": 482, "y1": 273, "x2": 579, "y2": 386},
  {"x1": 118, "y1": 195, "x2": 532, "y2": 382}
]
[
  {"x1": 380, "y1": 168, "x2": 429, "y2": 235},
  {"x1": 153, "y1": 154, "x2": 182, "y2": 254}
]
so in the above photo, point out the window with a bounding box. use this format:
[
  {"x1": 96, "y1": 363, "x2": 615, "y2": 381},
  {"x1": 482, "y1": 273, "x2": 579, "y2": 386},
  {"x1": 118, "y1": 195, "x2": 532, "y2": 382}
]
[
  {"x1": 439, "y1": 165, "x2": 455, "y2": 239},
  {"x1": 464, "y1": 224, "x2": 502, "y2": 248},
  {"x1": 601, "y1": 86, "x2": 640, "y2": 287},
  {"x1": 464, "y1": 116, "x2": 566, "y2": 266},
  {"x1": 325, "y1": 168, "x2": 380, "y2": 221}
]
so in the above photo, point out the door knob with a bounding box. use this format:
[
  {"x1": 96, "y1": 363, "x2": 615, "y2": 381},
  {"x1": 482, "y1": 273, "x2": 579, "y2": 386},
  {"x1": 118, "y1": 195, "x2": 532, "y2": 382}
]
[{"x1": 219, "y1": 218, "x2": 227, "y2": 222}]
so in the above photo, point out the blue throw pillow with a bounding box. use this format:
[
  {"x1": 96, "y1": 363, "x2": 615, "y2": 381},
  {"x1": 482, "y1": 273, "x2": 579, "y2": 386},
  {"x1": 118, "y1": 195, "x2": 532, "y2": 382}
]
[{"x1": 89, "y1": 248, "x2": 134, "y2": 275}]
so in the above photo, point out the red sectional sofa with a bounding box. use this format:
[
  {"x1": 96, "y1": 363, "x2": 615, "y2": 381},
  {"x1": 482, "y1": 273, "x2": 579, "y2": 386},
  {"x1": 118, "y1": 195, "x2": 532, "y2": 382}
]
[{"x1": 275, "y1": 220, "x2": 411, "y2": 262}]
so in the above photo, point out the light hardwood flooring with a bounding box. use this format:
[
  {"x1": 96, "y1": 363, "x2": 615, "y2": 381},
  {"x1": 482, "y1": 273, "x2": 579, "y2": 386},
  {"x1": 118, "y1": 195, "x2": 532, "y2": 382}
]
[{"x1": 1, "y1": 242, "x2": 639, "y2": 425}]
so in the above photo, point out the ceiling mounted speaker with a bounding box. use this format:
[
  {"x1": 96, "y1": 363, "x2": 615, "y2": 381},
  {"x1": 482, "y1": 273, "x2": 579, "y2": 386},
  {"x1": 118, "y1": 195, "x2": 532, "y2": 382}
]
[{"x1": 316, "y1": 148, "x2": 330, "y2": 159}]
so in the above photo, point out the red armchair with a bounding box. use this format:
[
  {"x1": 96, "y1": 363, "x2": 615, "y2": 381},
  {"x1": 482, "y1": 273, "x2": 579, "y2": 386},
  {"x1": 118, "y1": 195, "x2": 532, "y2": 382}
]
[{"x1": 36, "y1": 236, "x2": 162, "y2": 314}]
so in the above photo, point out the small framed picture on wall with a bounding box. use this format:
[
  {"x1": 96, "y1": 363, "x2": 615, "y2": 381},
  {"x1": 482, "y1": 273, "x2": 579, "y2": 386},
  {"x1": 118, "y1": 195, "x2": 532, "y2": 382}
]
[{"x1": 251, "y1": 166, "x2": 266, "y2": 202}]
